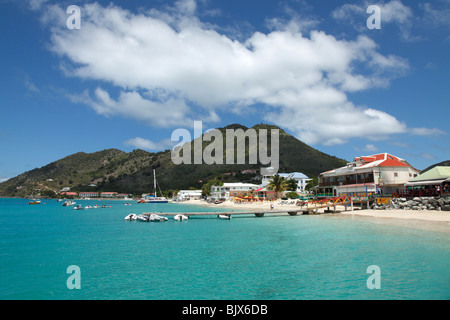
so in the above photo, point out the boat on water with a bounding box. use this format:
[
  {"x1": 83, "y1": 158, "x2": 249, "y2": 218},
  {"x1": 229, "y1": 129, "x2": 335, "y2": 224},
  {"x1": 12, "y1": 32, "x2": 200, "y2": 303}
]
[
  {"x1": 138, "y1": 169, "x2": 168, "y2": 204},
  {"x1": 28, "y1": 200, "x2": 41, "y2": 205},
  {"x1": 62, "y1": 200, "x2": 76, "y2": 207},
  {"x1": 85, "y1": 205, "x2": 93, "y2": 209},
  {"x1": 149, "y1": 213, "x2": 168, "y2": 222},
  {"x1": 174, "y1": 214, "x2": 188, "y2": 221},
  {"x1": 124, "y1": 213, "x2": 137, "y2": 221},
  {"x1": 136, "y1": 214, "x2": 149, "y2": 222},
  {"x1": 218, "y1": 214, "x2": 232, "y2": 220},
  {"x1": 74, "y1": 204, "x2": 83, "y2": 210}
]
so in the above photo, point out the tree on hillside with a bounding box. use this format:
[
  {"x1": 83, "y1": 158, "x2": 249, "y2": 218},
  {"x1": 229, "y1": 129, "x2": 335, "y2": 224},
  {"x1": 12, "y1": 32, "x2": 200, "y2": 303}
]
[
  {"x1": 201, "y1": 179, "x2": 223, "y2": 197},
  {"x1": 305, "y1": 177, "x2": 318, "y2": 191},
  {"x1": 266, "y1": 174, "x2": 287, "y2": 198}
]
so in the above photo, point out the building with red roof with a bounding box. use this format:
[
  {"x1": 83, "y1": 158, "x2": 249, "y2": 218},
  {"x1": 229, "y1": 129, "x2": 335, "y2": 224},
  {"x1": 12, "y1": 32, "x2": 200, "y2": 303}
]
[{"x1": 316, "y1": 153, "x2": 420, "y2": 196}]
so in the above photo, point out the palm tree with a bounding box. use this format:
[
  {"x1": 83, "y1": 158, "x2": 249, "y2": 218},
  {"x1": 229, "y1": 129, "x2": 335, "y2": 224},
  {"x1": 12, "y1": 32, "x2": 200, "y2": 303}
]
[
  {"x1": 286, "y1": 178, "x2": 298, "y2": 191},
  {"x1": 266, "y1": 174, "x2": 288, "y2": 199}
]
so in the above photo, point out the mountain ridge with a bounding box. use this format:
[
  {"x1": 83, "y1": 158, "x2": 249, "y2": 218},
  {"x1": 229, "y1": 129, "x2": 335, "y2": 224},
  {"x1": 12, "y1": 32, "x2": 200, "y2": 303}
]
[{"x1": 0, "y1": 124, "x2": 348, "y2": 197}]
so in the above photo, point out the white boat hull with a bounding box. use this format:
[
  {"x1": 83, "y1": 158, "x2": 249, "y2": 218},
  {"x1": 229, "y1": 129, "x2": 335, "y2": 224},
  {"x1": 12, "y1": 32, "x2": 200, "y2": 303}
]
[
  {"x1": 124, "y1": 214, "x2": 138, "y2": 221},
  {"x1": 174, "y1": 214, "x2": 188, "y2": 221},
  {"x1": 149, "y1": 213, "x2": 168, "y2": 222}
]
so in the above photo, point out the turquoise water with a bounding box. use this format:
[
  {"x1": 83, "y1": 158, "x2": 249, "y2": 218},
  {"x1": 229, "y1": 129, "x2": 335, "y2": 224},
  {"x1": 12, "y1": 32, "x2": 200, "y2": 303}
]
[{"x1": 0, "y1": 198, "x2": 448, "y2": 300}]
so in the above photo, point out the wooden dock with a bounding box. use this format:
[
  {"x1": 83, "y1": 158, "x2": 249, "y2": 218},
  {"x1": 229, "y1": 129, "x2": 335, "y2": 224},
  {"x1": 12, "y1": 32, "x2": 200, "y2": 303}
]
[
  {"x1": 142, "y1": 196, "x2": 372, "y2": 218},
  {"x1": 143, "y1": 209, "x2": 310, "y2": 218}
]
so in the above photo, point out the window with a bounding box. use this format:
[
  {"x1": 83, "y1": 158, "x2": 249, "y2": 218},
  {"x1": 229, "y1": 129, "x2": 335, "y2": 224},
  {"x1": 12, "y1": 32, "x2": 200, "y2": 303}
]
[{"x1": 394, "y1": 172, "x2": 398, "y2": 177}]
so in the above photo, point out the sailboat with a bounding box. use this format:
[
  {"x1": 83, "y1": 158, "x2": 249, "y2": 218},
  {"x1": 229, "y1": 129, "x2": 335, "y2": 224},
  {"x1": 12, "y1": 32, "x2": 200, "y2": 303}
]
[{"x1": 140, "y1": 169, "x2": 168, "y2": 204}]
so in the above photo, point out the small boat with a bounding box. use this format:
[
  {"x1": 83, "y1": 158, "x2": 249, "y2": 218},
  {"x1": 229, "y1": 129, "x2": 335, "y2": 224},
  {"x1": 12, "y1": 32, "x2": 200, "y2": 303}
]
[
  {"x1": 218, "y1": 214, "x2": 232, "y2": 220},
  {"x1": 62, "y1": 200, "x2": 76, "y2": 207},
  {"x1": 73, "y1": 205, "x2": 83, "y2": 210},
  {"x1": 149, "y1": 213, "x2": 168, "y2": 222},
  {"x1": 28, "y1": 200, "x2": 41, "y2": 205},
  {"x1": 101, "y1": 205, "x2": 108, "y2": 208},
  {"x1": 85, "y1": 205, "x2": 93, "y2": 209},
  {"x1": 124, "y1": 203, "x2": 132, "y2": 206},
  {"x1": 174, "y1": 214, "x2": 188, "y2": 221},
  {"x1": 124, "y1": 213, "x2": 137, "y2": 221},
  {"x1": 136, "y1": 214, "x2": 149, "y2": 222}
]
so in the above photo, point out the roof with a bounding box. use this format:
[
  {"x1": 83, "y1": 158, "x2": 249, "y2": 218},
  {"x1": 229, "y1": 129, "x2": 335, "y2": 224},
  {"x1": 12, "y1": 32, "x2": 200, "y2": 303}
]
[
  {"x1": 223, "y1": 182, "x2": 260, "y2": 188},
  {"x1": 322, "y1": 153, "x2": 418, "y2": 176},
  {"x1": 61, "y1": 192, "x2": 78, "y2": 195},
  {"x1": 409, "y1": 166, "x2": 450, "y2": 182},
  {"x1": 278, "y1": 172, "x2": 310, "y2": 179}
]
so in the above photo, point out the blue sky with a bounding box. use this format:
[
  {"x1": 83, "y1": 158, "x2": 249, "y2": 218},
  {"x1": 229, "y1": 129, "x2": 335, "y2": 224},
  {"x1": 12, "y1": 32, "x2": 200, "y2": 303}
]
[{"x1": 1, "y1": 0, "x2": 449, "y2": 182}]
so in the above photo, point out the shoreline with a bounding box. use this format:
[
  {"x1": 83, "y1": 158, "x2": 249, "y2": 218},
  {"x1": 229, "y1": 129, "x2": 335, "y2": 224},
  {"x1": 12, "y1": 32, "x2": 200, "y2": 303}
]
[{"x1": 174, "y1": 199, "x2": 450, "y2": 232}]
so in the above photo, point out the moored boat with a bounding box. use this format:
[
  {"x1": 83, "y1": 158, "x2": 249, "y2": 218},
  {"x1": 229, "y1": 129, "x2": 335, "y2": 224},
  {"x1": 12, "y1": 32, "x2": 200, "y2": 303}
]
[
  {"x1": 28, "y1": 200, "x2": 41, "y2": 205},
  {"x1": 218, "y1": 214, "x2": 232, "y2": 220},
  {"x1": 124, "y1": 213, "x2": 137, "y2": 221},
  {"x1": 62, "y1": 200, "x2": 76, "y2": 206},
  {"x1": 136, "y1": 214, "x2": 149, "y2": 222},
  {"x1": 149, "y1": 213, "x2": 168, "y2": 222},
  {"x1": 174, "y1": 214, "x2": 188, "y2": 221}
]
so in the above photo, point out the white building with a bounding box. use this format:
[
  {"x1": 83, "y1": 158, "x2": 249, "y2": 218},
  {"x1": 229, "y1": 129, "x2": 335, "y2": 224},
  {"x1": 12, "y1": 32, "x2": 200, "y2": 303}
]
[
  {"x1": 178, "y1": 190, "x2": 203, "y2": 200},
  {"x1": 317, "y1": 153, "x2": 420, "y2": 196},
  {"x1": 261, "y1": 167, "x2": 311, "y2": 193},
  {"x1": 211, "y1": 182, "x2": 261, "y2": 200},
  {"x1": 277, "y1": 172, "x2": 312, "y2": 193}
]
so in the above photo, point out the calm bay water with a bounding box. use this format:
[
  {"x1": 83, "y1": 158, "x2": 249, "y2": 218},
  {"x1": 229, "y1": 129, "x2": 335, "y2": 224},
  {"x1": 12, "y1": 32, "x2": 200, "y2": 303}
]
[{"x1": 0, "y1": 198, "x2": 448, "y2": 300}]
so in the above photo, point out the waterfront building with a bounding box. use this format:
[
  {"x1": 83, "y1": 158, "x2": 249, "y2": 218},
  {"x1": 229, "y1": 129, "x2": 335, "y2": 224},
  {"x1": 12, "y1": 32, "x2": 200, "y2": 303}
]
[
  {"x1": 316, "y1": 153, "x2": 420, "y2": 197},
  {"x1": 404, "y1": 166, "x2": 450, "y2": 197},
  {"x1": 178, "y1": 190, "x2": 203, "y2": 200},
  {"x1": 79, "y1": 191, "x2": 99, "y2": 198},
  {"x1": 116, "y1": 193, "x2": 132, "y2": 199},
  {"x1": 100, "y1": 192, "x2": 118, "y2": 198},
  {"x1": 211, "y1": 182, "x2": 260, "y2": 200},
  {"x1": 277, "y1": 172, "x2": 312, "y2": 193}
]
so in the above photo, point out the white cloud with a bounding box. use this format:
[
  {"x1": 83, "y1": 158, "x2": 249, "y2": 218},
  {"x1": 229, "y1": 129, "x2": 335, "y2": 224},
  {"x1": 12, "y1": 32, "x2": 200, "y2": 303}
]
[
  {"x1": 410, "y1": 127, "x2": 446, "y2": 136},
  {"x1": 332, "y1": 1, "x2": 416, "y2": 41},
  {"x1": 420, "y1": 152, "x2": 436, "y2": 160},
  {"x1": 28, "y1": 0, "x2": 48, "y2": 11},
  {"x1": 421, "y1": 2, "x2": 450, "y2": 28},
  {"x1": 363, "y1": 144, "x2": 378, "y2": 152},
  {"x1": 124, "y1": 137, "x2": 175, "y2": 151},
  {"x1": 0, "y1": 177, "x2": 10, "y2": 183},
  {"x1": 38, "y1": 1, "x2": 441, "y2": 146}
]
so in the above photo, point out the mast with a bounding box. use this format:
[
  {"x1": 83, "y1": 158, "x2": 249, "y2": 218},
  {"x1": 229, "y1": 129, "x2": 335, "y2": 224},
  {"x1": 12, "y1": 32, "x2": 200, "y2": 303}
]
[{"x1": 153, "y1": 169, "x2": 157, "y2": 197}]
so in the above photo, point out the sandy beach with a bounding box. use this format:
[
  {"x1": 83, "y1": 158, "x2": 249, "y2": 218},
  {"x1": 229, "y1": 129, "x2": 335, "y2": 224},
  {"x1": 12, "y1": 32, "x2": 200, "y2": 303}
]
[{"x1": 175, "y1": 199, "x2": 450, "y2": 232}]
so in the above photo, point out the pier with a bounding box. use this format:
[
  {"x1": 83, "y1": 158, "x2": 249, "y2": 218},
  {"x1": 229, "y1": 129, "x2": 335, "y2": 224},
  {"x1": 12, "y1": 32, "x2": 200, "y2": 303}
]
[
  {"x1": 142, "y1": 195, "x2": 373, "y2": 218},
  {"x1": 143, "y1": 209, "x2": 308, "y2": 218}
]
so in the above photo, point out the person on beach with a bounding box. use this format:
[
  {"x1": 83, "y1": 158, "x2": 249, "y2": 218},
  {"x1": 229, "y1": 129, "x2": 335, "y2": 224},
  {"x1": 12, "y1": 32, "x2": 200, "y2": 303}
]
[{"x1": 270, "y1": 204, "x2": 274, "y2": 210}]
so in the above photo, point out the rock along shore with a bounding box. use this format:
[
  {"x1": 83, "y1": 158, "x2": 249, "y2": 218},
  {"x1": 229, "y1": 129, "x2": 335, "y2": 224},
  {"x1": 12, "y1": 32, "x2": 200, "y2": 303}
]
[{"x1": 371, "y1": 196, "x2": 450, "y2": 211}]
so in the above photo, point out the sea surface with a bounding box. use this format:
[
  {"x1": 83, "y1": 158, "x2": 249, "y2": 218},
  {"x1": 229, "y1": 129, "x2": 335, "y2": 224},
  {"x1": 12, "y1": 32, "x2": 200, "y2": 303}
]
[{"x1": 0, "y1": 198, "x2": 448, "y2": 300}]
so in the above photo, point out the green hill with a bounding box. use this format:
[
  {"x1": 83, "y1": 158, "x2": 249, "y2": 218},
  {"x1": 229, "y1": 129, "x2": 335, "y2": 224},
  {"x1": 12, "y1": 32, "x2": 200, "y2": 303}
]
[{"x1": 0, "y1": 124, "x2": 348, "y2": 198}]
